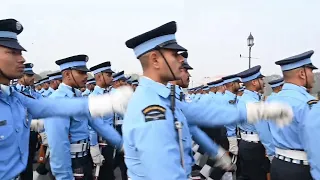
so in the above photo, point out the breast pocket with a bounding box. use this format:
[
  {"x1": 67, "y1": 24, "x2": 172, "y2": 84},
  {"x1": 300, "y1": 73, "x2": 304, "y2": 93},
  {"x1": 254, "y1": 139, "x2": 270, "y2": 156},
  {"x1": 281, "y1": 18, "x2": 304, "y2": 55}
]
[{"x1": 0, "y1": 124, "x2": 15, "y2": 161}]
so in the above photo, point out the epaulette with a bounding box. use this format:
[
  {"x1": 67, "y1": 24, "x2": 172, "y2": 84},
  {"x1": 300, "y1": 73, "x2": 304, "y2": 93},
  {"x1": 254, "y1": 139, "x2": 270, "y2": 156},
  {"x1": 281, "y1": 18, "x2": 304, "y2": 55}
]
[{"x1": 307, "y1": 99, "x2": 319, "y2": 108}]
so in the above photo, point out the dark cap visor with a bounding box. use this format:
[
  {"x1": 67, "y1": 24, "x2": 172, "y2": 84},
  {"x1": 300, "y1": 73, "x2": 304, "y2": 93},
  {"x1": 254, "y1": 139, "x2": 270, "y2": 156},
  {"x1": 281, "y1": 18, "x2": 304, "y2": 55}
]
[
  {"x1": 161, "y1": 41, "x2": 187, "y2": 52},
  {"x1": 71, "y1": 66, "x2": 90, "y2": 72},
  {"x1": 182, "y1": 63, "x2": 193, "y2": 70},
  {"x1": 0, "y1": 39, "x2": 26, "y2": 51},
  {"x1": 305, "y1": 63, "x2": 318, "y2": 70},
  {"x1": 101, "y1": 69, "x2": 115, "y2": 74},
  {"x1": 24, "y1": 71, "x2": 35, "y2": 75}
]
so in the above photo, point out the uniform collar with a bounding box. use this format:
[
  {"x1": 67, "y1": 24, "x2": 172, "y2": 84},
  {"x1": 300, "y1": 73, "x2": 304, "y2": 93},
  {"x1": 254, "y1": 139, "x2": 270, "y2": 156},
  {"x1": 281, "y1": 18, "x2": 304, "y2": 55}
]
[
  {"x1": 225, "y1": 90, "x2": 236, "y2": 98},
  {"x1": 166, "y1": 82, "x2": 183, "y2": 93},
  {"x1": 94, "y1": 85, "x2": 105, "y2": 94},
  {"x1": 281, "y1": 83, "x2": 310, "y2": 97},
  {"x1": 58, "y1": 83, "x2": 82, "y2": 97},
  {"x1": 16, "y1": 83, "x2": 24, "y2": 91},
  {"x1": 216, "y1": 92, "x2": 224, "y2": 96},
  {"x1": 0, "y1": 84, "x2": 12, "y2": 96},
  {"x1": 243, "y1": 89, "x2": 261, "y2": 100},
  {"x1": 48, "y1": 87, "x2": 55, "y2": 92},
  {"x1": 139, "y1": 76, "x2": 170, "y2": 98}
]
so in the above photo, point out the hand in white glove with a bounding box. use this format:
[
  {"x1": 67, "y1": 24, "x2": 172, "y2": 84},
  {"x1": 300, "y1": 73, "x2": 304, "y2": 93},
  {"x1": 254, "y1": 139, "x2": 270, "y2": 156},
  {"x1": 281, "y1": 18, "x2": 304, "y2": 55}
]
[
  {"x1": 37, "y1": 119, "x2": 45, "y2": 132},
  {"x1": 214, "y1": 147, "x2": 233, "y2": 171},
  {"x1": 39, "y1": 132, "x2": 48, "y2": 146},
  {"x1": 89, "y1": 86, "x2": 134, "y2": 117},
  {"x1": 227, "y1": 136, "x2": 238, "y2": 155},
  {"x1": 30, "y1": 120, "x2": 39, "y2": 132},
  {"x1": 246, "y1": 102, "x2": 293, "y2": 127},
  {"x1": 90, "y1": 144, "x2": 105, "y2": 166},
  {"x1": 120, "y1": 145, "x2": 124, "y2": 153}
]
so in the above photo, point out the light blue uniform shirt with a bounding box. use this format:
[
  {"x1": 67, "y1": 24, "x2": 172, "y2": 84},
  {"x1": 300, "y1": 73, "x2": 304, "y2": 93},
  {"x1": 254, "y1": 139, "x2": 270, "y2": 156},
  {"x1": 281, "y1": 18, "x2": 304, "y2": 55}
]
[
  {"x1": 200, "y1": 92, "x2": 225, "y2": 105},
  {"x1": 170, "y1": 84, "x2": 220, "y2": 169},
  {"x1": 238, "y1": 89, "x2": 275, "y2": 156},
  {"x1": 265, "y1": 92, "x2": 277, "y2": 101},
  {"x1": 196, "y1": 93, "x2": 210, "y2": 103},
  {"x1": 39, "y1": 88, "x2": 45, "y2": 94},
  {"x1": 192, "y1": 93, "x2": 201, "y2": 102},
  {"x1": 82, "y1": 88, "x2": 91, "y2": 96},
  {"x1": 223, "y1": 90, "x2": 239, "y2": 137},
  {"x1": 44, "y1": 83, "x2": 122, "y2": 180},
  {"x1": 0, "y1": 84, "x2": 94, "y2": 180},
  {"x1": 303, "y1": 101, "x2": 320, "y2": 179},
  {"x1": 88, "y1": 85, "x2": 121, "y2": 146},
  {"x1": 268, "y1": 83, "x2": 315, "y2": 151},
  {"x1": 42, "y1": 87, "x2": 55, "y2": 97},
  {"x1": 123, "y1": 78, "x2": 195, "y2": 179},
  {"x1": 15, "y1": 84, "x2": 42, "y2": 99},
  {"x1": 123, "y1": 77, "x2": 248, "y2": 180}
]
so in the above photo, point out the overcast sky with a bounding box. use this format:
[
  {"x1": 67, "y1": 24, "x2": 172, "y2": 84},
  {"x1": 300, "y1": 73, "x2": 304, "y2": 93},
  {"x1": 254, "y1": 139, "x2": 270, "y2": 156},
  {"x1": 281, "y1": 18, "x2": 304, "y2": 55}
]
[{"x1": 2, "y1": 0, "x2": 320, "y2": 86}]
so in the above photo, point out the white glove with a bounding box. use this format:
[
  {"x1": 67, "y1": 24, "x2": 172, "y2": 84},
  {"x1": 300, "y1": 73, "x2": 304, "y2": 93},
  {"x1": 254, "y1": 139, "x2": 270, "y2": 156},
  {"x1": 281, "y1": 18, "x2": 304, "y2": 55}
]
[
  {"x1": 268, "y1": 155, "x2": 274, "y2": 162},
  {"x1": 37, "y1": 119, "x2": 45, "y2": 132},
  {"x1": 214, "y1": 147, "x2": 233, "y2": 171},
  {"x1": 39, "y1": 132, "x2": 48, "y2": 146},
  {"x1": 120, "y1": 145, "x2": 124, "y2": 153},
  {"x1": 227, "y1": 136, "x2": 238, "y2": 155},
  {"x1": 90, "y1": 144, "x2": 105, "y2": 166},
  {"x1": 30, "y1": 120, "x2": 39, "y2": 131},
  {"x1": 246, "y1": 102, "x2": 293, "y2": 127},
  {"x1": 88, "y1": 86, "x2": 133, "y2": 117}
]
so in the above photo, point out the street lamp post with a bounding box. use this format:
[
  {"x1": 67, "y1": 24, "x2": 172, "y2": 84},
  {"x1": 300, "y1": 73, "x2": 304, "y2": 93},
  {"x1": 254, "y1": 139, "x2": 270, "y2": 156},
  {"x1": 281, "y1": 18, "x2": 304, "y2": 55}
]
[{"x1": 247, "y1": 33, "x2": 254, "y2": 68}]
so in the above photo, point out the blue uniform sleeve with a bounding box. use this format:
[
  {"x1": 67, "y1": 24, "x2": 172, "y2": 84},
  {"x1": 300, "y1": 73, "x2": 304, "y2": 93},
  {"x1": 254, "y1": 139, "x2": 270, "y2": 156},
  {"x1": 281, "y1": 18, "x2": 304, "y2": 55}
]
[
  {"x1": 131, "y1": 120, "x2": 187, "y2": 180},
  {"x1": 225, "y1": 124, "x2": 237, "y2": 137},
  {"x1": 222, "y1": 98, "x2": 238, "y2": 137},
  {"x1": 16, "y1": 92, "x2": 91, "y2": 119},
  {"x1": 34, "y1": 92, "x2": 43, "y2": 99},
  {"x1": 89, "y1": 118, "x2": 123, "y2": 150},
  {"x1": 44, "y1": 116, "x2": 73, "y2": 179},
  {"x1": 297, "y1": 103, "x2": 310, "y2": 150},
  {"x1": 180, "y1": 101, "x2": 247, "y2": 127},
  {"x1": 303, "y1": 103, "x2": 320, "y2": 179},
  {"x1": 189, "y1": 126, "x2": 219, "y2": 157},
  {"x1": 88, "y1": 125, "x2": 98, "y2": 146},
  {"x1": 254, "y1": 121, "x2": 275, "y2": 156}
]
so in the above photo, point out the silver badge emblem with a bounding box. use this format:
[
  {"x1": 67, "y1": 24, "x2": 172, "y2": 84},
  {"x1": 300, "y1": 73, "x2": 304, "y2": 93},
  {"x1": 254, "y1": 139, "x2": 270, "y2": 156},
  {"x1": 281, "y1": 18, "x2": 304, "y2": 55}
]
[{"x1": 16, "y1": 22, "x2": 22, "y2": 31}]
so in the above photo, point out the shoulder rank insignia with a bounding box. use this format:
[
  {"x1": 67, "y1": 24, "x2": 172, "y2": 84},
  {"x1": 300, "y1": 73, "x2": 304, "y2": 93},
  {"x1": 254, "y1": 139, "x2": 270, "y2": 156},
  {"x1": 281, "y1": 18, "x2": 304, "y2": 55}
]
[
  {"x1": 307, "y1": 99, "x2": 319, "y2": 108},
  {"x1": 142, "y1": 105, "x2": 166, "y2": 122}
]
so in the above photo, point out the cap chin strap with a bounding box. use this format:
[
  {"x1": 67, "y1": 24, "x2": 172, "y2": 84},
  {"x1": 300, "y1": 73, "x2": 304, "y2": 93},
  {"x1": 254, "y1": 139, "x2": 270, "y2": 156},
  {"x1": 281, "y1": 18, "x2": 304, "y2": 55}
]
[
  {"x1": 156, "y1": 48, "x2": 178, "y2": 82},
  {"x1": 70, "y1": 70, "x2": 81, "y2": 89},
  {"x1": 257, "y1": 79, "x2": 263, "y2": 101},
  {"x1": 303, "y1": 67, "x2": 310, "y2": 90}
]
